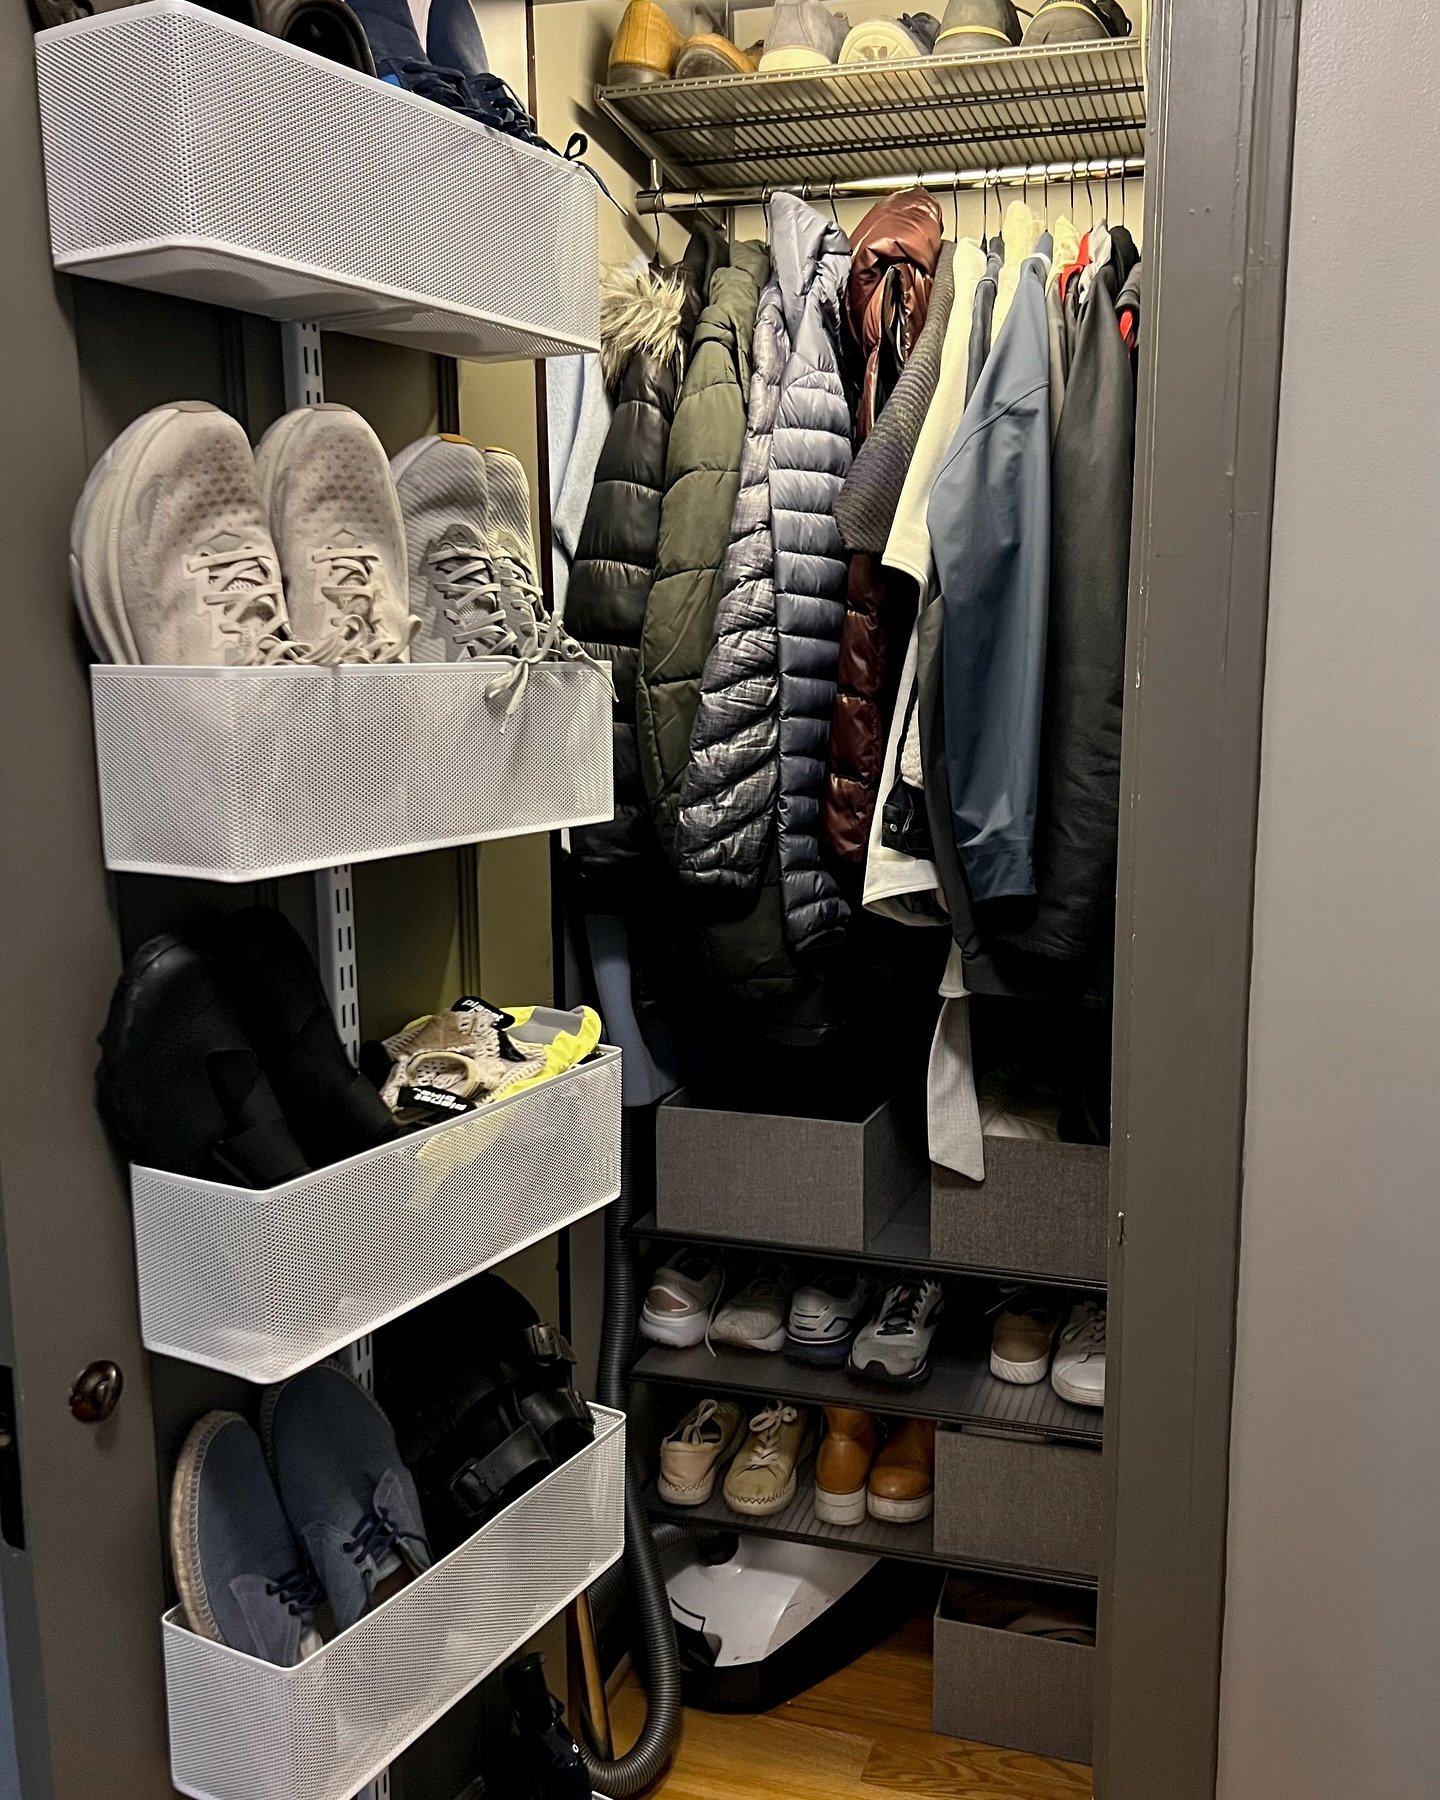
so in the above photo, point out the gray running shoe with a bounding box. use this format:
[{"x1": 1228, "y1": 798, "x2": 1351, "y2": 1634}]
[
  {"x1": 261, "y1": 1363, "x2": 432, "y2": 1634},
  {"x1": 170, "y1": 1411, "x2": 325, "y2": 1667},
  {"x1": 1022, "y1": 0, "x2": 1130, "y2": 44},
  {"x1": 934, "y1": 0, "x2": 1022, "y2": 54},
  {"x1": 70, "y1": 401, "x2": 301, "y2": 666},
  {"x1": 849, "y1": 1275, "x2": 944, "y2": 1385},
  {"x1": 254, "y1": 404, "x2": 417, "y2": 664},
  {"x1": 390, "y1": 434, "x2": 520, "y2": 663},
  {"x1": 759, "y1": 0, "x2": 848, "y2": 70}
]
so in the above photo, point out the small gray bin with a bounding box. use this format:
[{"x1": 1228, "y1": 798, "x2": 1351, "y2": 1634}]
[
  {"x1": 930, "y1": 1137, "x2": 1109, "y2": 1282},
  {"x1": 655, "y1": 1090, "x2": 923, "y2": 1252},
  {"x1": 934, "y1": 1428, "x2": 1104, "y2": 1578},
  {"x1": 933, "y1": 1578, "x2": 1094, "y2": 1764}
]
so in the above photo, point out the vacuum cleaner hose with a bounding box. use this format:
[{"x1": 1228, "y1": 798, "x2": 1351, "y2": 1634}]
[{"x1": 578, "y1": 1111, "x2": 683, "y2": 1797}]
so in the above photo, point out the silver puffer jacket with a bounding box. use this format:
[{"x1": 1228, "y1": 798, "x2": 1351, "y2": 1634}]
[{"x1": 675, "y1": 194, "x2": 854, "y2": 958}]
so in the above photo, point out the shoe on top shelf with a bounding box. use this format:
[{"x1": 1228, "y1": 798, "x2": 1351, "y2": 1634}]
[
  {"x1": 710, "y1": 1260, "x2": 795, "y2": 1353},
  {"x1": 639, "y1": 1249, "x2": 724, "y2": 1348},
  {"x1": 867, "y1": 1416, "x2": 935, "y2": 1524},
  {"x1": 989, "y1": 1291, "x2": 1062, "y2": 1385},
  {"x1": 70, "y1": 401, "x2": 305, "y2": 667},
  {"x1": 260, "y1": 1363, "x2": 432, "y2": 1633},
  {"x1": 1022, "y1": 0, "x2": 1131, "y2": 44},
  {"x1": 758, "y1": 1, "x2": 849, "y2": 72},
  {"x1": 607, "y1": 0, "x2": 683, "y2": 84},
  {"x1": 839, "y1": 13, "x2": 936, "y2": 63},
  {"x1": 1050, "y1": 1300, "x2": 1107, "y2": 1407},
  {"x1": 673, "y1": 32, "x2": 762, "y2": 78},
  {"x1": 786, "y1": 1268, "x2": 875, "y2": 1365},
  {"x1": 813, "y1": 1407, "x2": 878, "y2": 1525},
  {"x1": 722, "y1": 1402, "x2": 813, "y2": 1516},
  {"x1": 170, "y1": 1411, "x2": 326, "y2": 1667},
  {"x1": 849, "y1": 1275, "x2": 944, "y2": 1386},
  {"x1": 933, "y1": 0, "x2": 1022, "y2": 54},
  {"x1": 658, "y1": 1398, "x2": 744, "y2": 1506},
  {"x1": 254, "y1": 404, "x2": 417, "y2": 664}
]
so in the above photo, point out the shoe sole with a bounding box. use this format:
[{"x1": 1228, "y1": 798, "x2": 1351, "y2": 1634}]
[
  {"x1": 606, "y1": 63, "x2": 674, "y2": 84},
  {"x1": 70, "y1": 400, "x2": 225, "y2": 664},
  {"x1": 867, "y1": 1490, "x2": 934, "y2": 1524},
  {"x1": 658, "y1": 1469, "x2": 721, "y2": 1506},
  {"x1": 711, "y1": 1324, "x2": 787, "y2": 1354},
  {"x1": 674, "y1": 49, "x2": 753, "y2": 77},
  {"x1": 813, "y1": 1485, "x2": 867, "y2": 1526},
  {"x1": 990, "y1": 1351, "x2": 1050, "y2": 1385},
  {"x1": 1050, "y1": 1369, "x2": 1106, "y2": 1407},
  {"x1": 168, "y1": 1410, "x2": 246, "y2": 1649},
  {"x1": 757, "y1": 47, "x2": 835, "y2": 71},
  {"x1": 839, "y1": 23, "x2": 924, "y2": 62},
  {"x1": 639, "y1": 1309, "x2": 710, "y2": 1348},
  {"x1": 935, "y1": 25, "x2": 1018, "y2": 52},
  {"x1": 849, "y1": 1355, "x2": 933, "y2": 1387},
  {"x1": 785, "y1": 1333, "x2": 855, "y2": 1366},
  {"x1": 1023, "y1": 7, "x2": 1115, "y2": 45}
]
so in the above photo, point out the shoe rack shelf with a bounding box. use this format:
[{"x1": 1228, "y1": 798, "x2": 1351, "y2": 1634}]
[
  {"x1": 596, "y1": 39, "x2": 1146, "y2": 192},
  {"x1": 163, "y1": 1406, "x2": 625, "y2": 1800},
  {"x1": 89, "y1": 660, "x2": 614, "y2": 881},
  {"x1": 644, "y1": 1466, "x2": 1096, "y2": 1589},
  {"x1": 134, "y1": 1036, "x2": 623, "y2": 1383},
  {"x1": 34, "y1": 0, "x2": 600, "y2": 362},
  {"x1": 631, "y1": 1340, "x2": 1102, "y2": 1444}
]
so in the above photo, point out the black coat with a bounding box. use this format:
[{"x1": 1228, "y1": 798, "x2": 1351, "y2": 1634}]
[{"x1": 565, "y1": 344, "x2": 680, "y2": 909}]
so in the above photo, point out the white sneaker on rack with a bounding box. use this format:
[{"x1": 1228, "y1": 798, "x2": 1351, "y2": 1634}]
[
  {"x1": 709, "y1": 1261, "x2": 794, "y2": 1353},
  {"x1": 1050, "y1": 1300, "x2": 1107, "y2": 1407},
  {"x1": 255, "y1": 404, "x2": 417, "y2": 664},
  {"x1": 391, "y1": 434, "x2": 518, "y2": 664},
  {"x1": 639, "y1": 1250, "x2": 724, "y2": 1349}
]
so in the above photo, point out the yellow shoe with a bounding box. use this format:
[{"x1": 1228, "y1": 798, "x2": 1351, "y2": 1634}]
[
  {"x1": 607, "y1": 0, "x2": 682, "y2": 85},
  {"x1": 673, "y1": 32, "x2": 760, "y2": 78}
]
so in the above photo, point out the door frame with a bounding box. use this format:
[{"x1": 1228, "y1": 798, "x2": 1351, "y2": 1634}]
[{"x1": 1096, "y1": 1, "x2": 1302, "y2": 1795}]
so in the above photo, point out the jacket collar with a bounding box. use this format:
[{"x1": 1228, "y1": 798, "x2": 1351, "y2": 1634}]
[{"x1": 769, "y1": 191, "x2": 851, "y2": 339}]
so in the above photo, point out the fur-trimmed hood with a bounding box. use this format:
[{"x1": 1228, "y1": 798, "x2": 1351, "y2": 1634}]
[{"x1": 599, "y1": 264, "x2": 687, "y2": 388}]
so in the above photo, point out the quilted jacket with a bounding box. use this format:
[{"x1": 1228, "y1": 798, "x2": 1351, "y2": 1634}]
[
  {"x1": 636, "y1": 242, "x2": 769, "y2": 858},
  {"x1": 673, "y1": 272, "x2": 786, "y2": 890},
  {"x1": 768, "y1": 194, "x2": 854, "y2": 956},
  {"x1": 564, "y1": 234, "x2": 723, "y2": 907}
]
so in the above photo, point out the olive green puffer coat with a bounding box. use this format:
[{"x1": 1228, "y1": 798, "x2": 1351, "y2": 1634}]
[{"x1": 636, "y1": 241, "x2": 770, "y2": 858}]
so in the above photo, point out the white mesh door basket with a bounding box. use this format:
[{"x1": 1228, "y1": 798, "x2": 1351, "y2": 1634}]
[
  {"x1": 34, "y1": 0, "x2": 598, "y2": 360},
  {"x1": 133, "y1": 1035, "x2": 622, "y2": 1381},
  {"x1": 163, "y1": 1405, "x2": 625, "y2": 1800},
  {"x1": 90, "y1": 660, "x2": 613, "y2": 880}
]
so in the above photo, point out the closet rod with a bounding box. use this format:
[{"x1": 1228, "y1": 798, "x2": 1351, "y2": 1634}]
[{"x1": 636, "y1": 153, "x2": 1144, "y2": 215}]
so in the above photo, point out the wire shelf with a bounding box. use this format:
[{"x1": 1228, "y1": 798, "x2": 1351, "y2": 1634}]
[{"x1": 597, "y1": 39, "x2": 1146, "y2": 191}]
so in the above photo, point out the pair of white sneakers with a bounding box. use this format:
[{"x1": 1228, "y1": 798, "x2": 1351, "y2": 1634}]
[{"x1": 71, "y1": 403, "x2": 597, "y2": 705}]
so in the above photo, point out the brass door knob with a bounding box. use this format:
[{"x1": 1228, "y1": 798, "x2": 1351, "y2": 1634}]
[{"x1": 70, "y1": 1361, "x2": 124, "y2": 1423}]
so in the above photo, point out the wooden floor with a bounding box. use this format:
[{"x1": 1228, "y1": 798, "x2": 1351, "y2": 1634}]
[{"x1": 610, "y1": 1616, "x2": 1093, "y2": 1799}]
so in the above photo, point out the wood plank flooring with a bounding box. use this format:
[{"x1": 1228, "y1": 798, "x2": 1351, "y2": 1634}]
[{"x1": 609, "y1": 1617, "x2": 1093, "y2": 1799}]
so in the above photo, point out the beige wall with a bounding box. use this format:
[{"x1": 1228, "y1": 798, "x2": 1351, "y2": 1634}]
[{"x1": 1217, "y1": 2, "x2": 1440, "y2": 1796}]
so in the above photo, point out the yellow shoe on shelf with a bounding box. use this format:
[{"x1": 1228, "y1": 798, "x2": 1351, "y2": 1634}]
[{"x1": 607, "y1": 0, "x2": 683, "y2": 85}]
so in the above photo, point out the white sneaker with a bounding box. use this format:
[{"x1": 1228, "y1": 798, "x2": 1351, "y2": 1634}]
[
  {"x1": 639, "y1": 1250, "x2": 723, "y2": 1349},
  {"x1": 1050, "y1": 1300, "x2": 1107, "y2": 1408},
  {"x1": 658, "y1": 1398, "x2": 744, "y2": 1506},
  {"x1": 255, "y1": 404, "x2": 417, "y2": 663},
  {"x1": 849, "y1": 1276, "x2": 944, "y2": 1385},
  {"x1": 70, "y1": 402, "x2": 302, "y2": 666},
  {"x1": 786, "y1": 1269, "x2": 875, "y2": 1365},
  {"x1": 390, "y1": 435, "x2": 519, "y2": 664},
  {"x1": 710, "y1": 1261, "x2": 794, "y2": 1353}
]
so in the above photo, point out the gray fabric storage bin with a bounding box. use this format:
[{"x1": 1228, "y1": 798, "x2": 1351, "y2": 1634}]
[
  {"x1": 655, "y1": 1090, "x2": 922, "y2": 1251},
  {"x1": 930, "y1": 1137, "x2": 1109, "y2": 1281},
  {"x1": 934, "y1": 1428, "x2": 1104, "y2": 1578},
  {"x1": 933, "y1": 1579, "x2": 1095, "y2": 1764}
]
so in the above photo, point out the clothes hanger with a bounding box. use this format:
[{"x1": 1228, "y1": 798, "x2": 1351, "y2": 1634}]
[
  {"x1": 951, "y1": 171, "x2": 960, "y2": 245},
  {"x1": 827, "y1": 179, "x2": 840, "y2": 229}
]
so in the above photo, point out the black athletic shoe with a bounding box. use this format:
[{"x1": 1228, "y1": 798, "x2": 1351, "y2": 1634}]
[
  {"x1": 207, "y1": 907, "x2": 398, "y2": 1171},
  {"x1": 98, "y1": 936, "x2": 311, "y2": 1188}
]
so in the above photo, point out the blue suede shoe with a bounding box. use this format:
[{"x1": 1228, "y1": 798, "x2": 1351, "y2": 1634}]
[
  {"x1": 170, "y1": 1412, "x2": 324, "y2": 1667},
  {"x1": 261, "y1": 1364, "x2": 432, "y2": 1634}
]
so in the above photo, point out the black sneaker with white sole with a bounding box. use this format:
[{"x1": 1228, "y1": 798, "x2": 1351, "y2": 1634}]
[{"x1": 848, "y1": 1277, "x2": 944, "y2": 1386}]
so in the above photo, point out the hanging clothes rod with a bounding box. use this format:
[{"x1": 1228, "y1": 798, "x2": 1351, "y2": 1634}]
[{"x1": 636, "y1": 154, "x2": 1144, "y2": 216}]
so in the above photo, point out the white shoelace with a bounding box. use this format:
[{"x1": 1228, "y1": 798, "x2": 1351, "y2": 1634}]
[
  {"x1": 484, "y1": 558, "x2": 618, "y2": 726},
  {"x1": 1063, "y1": 1303, "x2": 1107, "y2": 1359},
  {"x1": 742, "y1": 1404, "x2": 798, "y2": 1472},
  {"x1": 672, "y1": 1398, "x2": 724, "y2": 1447},
  {"x1": 309, "y1": 546, "x2": 419, "y2": 665},
  {"x1": 187, "y1": 545, "x2": 303, "y2": 665}
]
